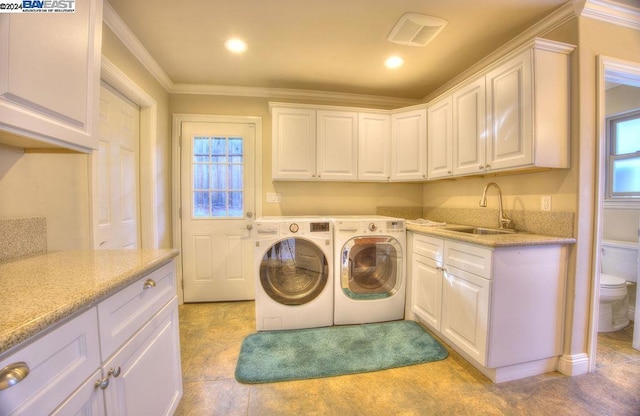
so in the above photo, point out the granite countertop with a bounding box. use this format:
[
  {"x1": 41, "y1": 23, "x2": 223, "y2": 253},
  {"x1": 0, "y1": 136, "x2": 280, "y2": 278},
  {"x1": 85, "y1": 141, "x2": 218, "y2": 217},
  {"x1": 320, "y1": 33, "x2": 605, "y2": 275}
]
[
  {"x1": 407, "y1": 223, "x2": 576, "y2": 247},
  {"x1": 0, "y1": 249, "x2": 179, "y2": 356}
]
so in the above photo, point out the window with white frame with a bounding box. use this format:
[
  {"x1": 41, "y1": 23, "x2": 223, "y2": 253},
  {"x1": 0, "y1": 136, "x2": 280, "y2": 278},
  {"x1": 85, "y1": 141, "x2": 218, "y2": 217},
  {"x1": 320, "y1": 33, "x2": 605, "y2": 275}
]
[{"x1": 607, "y1": 110, "x2": 640, "y2": 201}]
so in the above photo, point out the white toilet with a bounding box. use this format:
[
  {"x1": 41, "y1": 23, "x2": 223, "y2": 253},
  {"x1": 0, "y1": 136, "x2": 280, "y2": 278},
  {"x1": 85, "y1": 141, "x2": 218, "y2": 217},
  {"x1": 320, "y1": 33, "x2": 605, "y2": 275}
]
[{"x1": 598, "y1": 240, "x2": 638, "y2": 333}]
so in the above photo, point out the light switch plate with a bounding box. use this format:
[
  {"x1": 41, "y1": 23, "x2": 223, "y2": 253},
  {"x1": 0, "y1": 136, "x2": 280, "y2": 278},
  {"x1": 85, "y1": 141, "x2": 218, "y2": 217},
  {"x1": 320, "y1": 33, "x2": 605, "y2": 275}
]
[{"x1": 267, "y1": 192, "x2": 281, "y2": 203}]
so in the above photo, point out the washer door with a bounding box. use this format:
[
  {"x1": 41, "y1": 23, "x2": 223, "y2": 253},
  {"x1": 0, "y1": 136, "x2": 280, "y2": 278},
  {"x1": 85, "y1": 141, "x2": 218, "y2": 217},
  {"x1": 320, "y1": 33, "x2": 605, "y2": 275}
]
[
  {"x1": 260, "y1": 238, "x2": 329, "y2": 305},
  {"x1": 340, "y1": 236, "x2": 403, "y2": 300}
]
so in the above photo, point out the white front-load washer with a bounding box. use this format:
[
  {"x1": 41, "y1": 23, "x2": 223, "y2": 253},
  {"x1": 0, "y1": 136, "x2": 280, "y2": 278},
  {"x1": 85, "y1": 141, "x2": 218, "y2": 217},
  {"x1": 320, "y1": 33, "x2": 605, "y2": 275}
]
[
  {"x1": 331, "y1": 216, "x2": 406, "y2": 325},
  {"x1": 253, "y1": 217, "x2": 333, "y2": 331}
]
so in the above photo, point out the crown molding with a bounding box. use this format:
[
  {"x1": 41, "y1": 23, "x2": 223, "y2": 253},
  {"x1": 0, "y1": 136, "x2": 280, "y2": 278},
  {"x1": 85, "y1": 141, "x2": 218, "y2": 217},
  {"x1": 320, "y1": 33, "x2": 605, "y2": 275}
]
[
  {"x1": 102, "y1": 1, "x2": 174, "y2": 91},
  {"x1": 170, "y1": 83, "x2": 419, "y2": 107},
  {"x1": 580, "y1": 0, "x2": 640, "y2": 30}
]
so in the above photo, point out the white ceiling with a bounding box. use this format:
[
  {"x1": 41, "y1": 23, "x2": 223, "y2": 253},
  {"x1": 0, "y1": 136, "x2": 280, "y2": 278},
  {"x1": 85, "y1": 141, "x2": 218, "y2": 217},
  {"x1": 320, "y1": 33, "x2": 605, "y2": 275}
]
[{"x1": 107, "y1": 0, "x2": 574, "y2": 101}]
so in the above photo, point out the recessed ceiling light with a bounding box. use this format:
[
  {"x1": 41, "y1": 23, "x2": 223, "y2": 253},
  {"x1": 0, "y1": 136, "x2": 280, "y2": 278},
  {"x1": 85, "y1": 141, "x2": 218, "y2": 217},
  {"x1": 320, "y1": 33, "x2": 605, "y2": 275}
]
[
  {"x1": 385, "y1": 56, "x2": 404, "y2": 69},
  {"x1": 225, "y1": 38, "x2": 247, "y2": 54}
]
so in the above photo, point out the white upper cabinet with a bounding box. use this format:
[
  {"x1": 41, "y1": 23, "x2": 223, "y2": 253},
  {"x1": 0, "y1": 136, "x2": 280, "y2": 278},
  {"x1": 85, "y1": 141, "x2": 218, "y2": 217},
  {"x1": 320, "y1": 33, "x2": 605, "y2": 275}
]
[
  {"x1": 486, "y1": 41, "x2": 572, "y2": 171},
  {"x1": 358, "y1": 112, "x2": 390, "y2": 181},
  {"x1": 427, "y1": 96, "x2": 453, "y2": 179},
  {"x1": 426, "y1": 38, "x2": 574, "y2": 180},
  {"x1": 391, "y1": 108, "x2": 427, "y2": 181},
  {"x1": 452, "y1": 77, "x2": 486, "y2": 175},
  {"x1": 317, "y1": 110, "x2": 358, "y2": 181},
  {"x1": 0, "y1": 0, "x2": 103, "y2": 152},
  {"x1": 272, "y1": 106, "x2": 317, "y2": 180}
]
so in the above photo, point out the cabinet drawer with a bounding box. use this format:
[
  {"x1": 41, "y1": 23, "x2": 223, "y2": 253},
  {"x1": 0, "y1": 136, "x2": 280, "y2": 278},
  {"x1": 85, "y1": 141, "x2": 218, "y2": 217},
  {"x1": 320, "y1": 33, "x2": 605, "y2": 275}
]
[
  {"x1": 98, "y1": 261, "x2": 176, "y2": 360},
  {"x1": 445, "y1": 240, "x2": 492, "y2": 279},
  {"x1": 412, "y1": 233, "x2": 444, "y2": 263},
  {"x1": 0, "y1": 308, "x2": 100, "y2": 416}
]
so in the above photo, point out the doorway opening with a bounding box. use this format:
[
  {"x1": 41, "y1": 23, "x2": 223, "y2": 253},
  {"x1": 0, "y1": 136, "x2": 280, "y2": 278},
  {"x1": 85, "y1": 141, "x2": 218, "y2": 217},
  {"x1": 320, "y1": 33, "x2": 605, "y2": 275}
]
[{"x1": 591, "y1": 56, "x2": 640, "y2": 371}]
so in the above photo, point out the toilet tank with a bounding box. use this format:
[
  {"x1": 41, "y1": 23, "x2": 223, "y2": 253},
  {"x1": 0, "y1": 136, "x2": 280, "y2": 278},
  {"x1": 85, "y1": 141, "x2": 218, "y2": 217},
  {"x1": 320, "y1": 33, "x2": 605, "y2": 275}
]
[{"x1": 602, "y1": 240, "x2": 639, "y2": 282}]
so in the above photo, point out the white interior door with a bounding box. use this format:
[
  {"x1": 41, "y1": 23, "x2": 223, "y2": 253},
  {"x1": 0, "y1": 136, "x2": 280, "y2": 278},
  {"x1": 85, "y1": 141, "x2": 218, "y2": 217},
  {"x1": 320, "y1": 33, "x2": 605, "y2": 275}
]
[
  {"x1": 180, "y1": 121, "x2": 255, "y2": 302},
  {"x1": 94, "y1": 82, "x2": 140, "y2": 249}
]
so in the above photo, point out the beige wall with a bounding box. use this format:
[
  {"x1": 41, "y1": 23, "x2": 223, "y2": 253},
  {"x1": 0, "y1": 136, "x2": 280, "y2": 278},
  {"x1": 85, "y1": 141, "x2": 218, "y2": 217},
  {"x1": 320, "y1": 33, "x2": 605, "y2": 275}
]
[
  {"x1": 169, "y1": 94, "x2": 423, "y2": 217},
  {"x1": 0, "y1": 152, "x2": 91, "y2": 250}
]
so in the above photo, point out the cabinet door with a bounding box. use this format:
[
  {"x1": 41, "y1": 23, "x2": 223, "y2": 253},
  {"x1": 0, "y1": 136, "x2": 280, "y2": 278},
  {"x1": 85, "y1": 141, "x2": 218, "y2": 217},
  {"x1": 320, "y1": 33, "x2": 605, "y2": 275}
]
[
  {"x1": 103, "y1": 297, "x2": 182, "y2": 416},
  {"x1": 358, "y1": 112, "x2": 390, "y2": 181},
  {"x1": 427, "y1": 97, "x2": 453, "y2": 179},
  {"x1": 0, "y1": 309, "x2": 101, "y2": 415},
  {"x1": 0, "y1": 0, "x2": 102, "y2": 152},
  {"x1": 391, "y1": 108, "x2": 427, "y2": 181},
  {"x1": 317, "y1": 110, "x2": 358, "y2": 180},
  {"x1": 51, "y1": 369, "x2": 105, "y2": 416},
  {"x1": 485, "y1": 50, "x2": 533, "y2": 171},
  {"x1": 411, "y1": 254, "x2": 443, "y2": 331},
  {"x1": 452, "y1": 77, "x2": 487, "y2": 176},
  {"x1": 441, "y1": 266, "x2": 490, "y2": 366},
  {"x1": 272, "y1": 107, "x2": 316, "y2": 180}
]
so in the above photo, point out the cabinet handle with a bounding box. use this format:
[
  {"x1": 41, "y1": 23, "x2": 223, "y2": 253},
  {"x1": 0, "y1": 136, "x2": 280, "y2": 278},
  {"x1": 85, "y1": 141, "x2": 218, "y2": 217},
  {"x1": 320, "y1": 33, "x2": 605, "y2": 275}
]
[
  {"x1": 478, "y1": 166, "x2": 484, "y2": 170},
  {"x1": 108, "y1": 366, "x2": 121, "y2": 378},
  {"x1": 143, "y1": 279, "x2": 156, "y2": 289},
  {"x1": 0, "y1": 362, "x2": 30, "y2": 391},
  {"x1": 485, "y1": 164, "x2": 491, "y2": 168},
  {"x1": 94, "y1": 377, "x2": 109, "y2": 390}
]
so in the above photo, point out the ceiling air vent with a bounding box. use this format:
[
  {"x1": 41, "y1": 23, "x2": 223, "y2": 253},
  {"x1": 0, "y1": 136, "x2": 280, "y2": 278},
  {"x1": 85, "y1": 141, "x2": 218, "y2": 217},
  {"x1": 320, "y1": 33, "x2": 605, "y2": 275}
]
[{"x1": 387, "y1": 13, "x2": 448, "y2": 47}]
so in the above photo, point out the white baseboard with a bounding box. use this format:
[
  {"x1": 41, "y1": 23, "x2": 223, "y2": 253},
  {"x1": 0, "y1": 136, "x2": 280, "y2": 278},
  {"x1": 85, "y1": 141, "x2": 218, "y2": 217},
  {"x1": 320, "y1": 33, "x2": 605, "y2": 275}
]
[{"x1": 557, "y1": 353, "x2": 590, "y2": 376}]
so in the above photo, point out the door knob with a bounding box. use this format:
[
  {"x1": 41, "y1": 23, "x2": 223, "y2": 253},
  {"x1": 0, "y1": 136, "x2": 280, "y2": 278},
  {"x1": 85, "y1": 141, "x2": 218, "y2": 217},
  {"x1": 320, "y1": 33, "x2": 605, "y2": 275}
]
[{"x1": 246, "y1": 224, "x2": 253, "y2": 231}]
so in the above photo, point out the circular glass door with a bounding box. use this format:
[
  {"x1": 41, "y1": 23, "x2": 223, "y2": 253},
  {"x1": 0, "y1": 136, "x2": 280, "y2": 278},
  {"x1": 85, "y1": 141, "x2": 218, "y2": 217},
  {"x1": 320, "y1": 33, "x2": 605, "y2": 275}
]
[
  {"x1": 260, "y1": 238, "x2": 329, "y2": 305},
  {"x1": 340, "y1": 236, "x2": 402, "y2": 300}
]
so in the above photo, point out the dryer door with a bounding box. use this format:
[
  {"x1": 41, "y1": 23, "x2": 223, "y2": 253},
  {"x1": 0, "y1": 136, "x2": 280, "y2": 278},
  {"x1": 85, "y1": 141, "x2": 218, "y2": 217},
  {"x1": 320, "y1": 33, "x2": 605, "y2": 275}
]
[
  {"x1": 259, "y1": 238, "x2": 329, "y2": 305},
  {"x1": 340, "y1": 236, "x2": 403, "y2": 299}
]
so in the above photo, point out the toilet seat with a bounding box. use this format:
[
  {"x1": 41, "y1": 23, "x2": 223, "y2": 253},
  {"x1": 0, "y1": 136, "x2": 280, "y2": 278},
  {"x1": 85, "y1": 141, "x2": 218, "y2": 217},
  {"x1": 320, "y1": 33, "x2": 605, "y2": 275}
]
[{"x1": 600, "y1": 273, "x2": 627, "y2": 288}]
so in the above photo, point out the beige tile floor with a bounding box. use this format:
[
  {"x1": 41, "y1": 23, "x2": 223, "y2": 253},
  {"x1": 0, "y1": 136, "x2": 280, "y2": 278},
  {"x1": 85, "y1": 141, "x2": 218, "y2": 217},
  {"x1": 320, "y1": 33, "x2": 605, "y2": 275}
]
[{"x1": 174, "y1": 302, "x2": 640, "y2": 415}]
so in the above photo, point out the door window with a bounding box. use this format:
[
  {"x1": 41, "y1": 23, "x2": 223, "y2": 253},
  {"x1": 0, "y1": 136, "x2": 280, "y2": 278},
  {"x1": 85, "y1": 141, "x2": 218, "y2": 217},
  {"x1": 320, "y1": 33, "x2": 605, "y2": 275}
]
[
  {"x1": 607, "y1": 111, "x2": 640, "y2": 199},
  {"x1": 192, "y1": 136, "x2": 244, "y2": 218}
]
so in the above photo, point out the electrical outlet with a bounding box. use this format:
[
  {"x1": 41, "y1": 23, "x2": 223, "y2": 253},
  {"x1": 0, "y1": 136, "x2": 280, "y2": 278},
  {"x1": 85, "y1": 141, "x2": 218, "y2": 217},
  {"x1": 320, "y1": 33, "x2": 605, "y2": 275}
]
[
  {"x1": 266, "y1": 192, "x2": 281, "y2": 203},
  {"x1": 541, "y1": 195, "x2": 551, "y2": 212}
]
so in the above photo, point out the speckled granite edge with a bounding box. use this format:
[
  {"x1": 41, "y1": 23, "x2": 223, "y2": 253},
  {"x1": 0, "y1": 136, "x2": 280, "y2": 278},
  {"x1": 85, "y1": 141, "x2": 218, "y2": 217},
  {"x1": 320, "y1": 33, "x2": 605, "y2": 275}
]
[
  {"x1": 0, "y1": 249, "x2": 179, "y2": 355},
  {"x1": 377, "y1": 206, "x2": 574, "y2": 238},
  {"x1": 406, "y1": 223, "x2": 576, "y2": 248},
  {"x1": 0, "y1": 217, "x2": 47, "y2": 262}
]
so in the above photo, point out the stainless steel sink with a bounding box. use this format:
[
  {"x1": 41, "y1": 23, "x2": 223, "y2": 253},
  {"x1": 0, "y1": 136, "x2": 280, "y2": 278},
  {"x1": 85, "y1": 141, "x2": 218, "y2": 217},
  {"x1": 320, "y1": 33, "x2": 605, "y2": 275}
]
[{"x1": 445, "y1": 227, "x2": 516, "y2": 235}]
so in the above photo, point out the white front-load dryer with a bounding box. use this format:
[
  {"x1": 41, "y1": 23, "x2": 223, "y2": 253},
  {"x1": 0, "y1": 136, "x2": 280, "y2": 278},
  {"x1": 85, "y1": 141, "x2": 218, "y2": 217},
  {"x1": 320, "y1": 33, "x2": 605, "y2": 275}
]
[
  {"x1": 331, "y1": 216, "x2": 406, "y2": 325},
  {"x1": 253, "y1": 217, "x2": 333, "y2": 331}
]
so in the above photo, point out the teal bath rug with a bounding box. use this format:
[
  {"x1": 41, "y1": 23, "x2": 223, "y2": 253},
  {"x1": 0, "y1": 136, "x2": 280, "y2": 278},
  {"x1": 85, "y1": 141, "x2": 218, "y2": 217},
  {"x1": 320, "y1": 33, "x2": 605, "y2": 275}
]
[{"x1": 235, "y1": 320, "x2": 448, "y2": 384}]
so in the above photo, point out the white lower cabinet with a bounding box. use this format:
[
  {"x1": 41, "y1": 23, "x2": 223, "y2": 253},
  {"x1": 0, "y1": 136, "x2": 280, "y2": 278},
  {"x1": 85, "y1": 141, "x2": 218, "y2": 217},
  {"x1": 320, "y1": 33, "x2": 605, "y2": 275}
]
[
  {"x1": 440, "y1": 264, "x2": 490, "y2": 366},
  {"x1": 409, "y1": 232, "x2": 567, "y2": 382},
  {"x1": 102, "y1": 298, "x2": 182, "y2": 416},
  {"x1": 0, "y1": 260, "x2": 182, "y2": 415}
]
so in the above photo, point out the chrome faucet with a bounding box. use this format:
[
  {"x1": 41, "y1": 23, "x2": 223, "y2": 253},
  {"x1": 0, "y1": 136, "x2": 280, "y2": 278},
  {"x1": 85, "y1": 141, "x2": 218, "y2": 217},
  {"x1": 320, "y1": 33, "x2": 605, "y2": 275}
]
[{"x1": 479, "y1": 182, "x2": 512, "y2": 229}]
